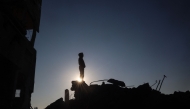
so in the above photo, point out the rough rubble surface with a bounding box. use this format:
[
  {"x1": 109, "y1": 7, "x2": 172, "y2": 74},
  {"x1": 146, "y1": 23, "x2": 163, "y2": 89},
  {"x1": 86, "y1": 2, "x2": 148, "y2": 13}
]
[{"x1": 45, "y1": 81, "x2": 190, "y2": 109}]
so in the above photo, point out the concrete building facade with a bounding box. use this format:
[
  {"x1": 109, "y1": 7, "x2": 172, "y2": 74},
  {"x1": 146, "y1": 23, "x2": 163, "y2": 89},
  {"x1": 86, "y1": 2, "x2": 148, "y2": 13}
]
[{"x1": 0, "y1": 0, "x2": 42, "y2": 109}]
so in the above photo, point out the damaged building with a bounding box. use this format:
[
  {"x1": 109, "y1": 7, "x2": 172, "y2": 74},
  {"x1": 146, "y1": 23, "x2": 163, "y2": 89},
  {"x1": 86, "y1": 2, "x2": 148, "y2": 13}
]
[
  {"x1": 45, "y1": 79, "x2": 190, "y2": 109},
  {"x1": 0, "y1": 0, "x2": 42, "y2": 109}
]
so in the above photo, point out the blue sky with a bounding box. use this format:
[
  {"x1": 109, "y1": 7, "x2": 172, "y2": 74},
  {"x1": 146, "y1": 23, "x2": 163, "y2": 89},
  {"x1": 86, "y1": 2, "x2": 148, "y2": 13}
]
[{"x1": 31, "y1": 0, "x2": 190, "y2": 108}]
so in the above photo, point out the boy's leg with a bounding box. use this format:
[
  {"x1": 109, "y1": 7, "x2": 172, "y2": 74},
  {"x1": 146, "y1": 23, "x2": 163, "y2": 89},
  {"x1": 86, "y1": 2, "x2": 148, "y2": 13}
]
[
  {"x1": 81, "y1": 68, "x2": 84, "y2": 81},
  {"x1": 79, "y1": 66, "x2": 84, "y2": 80}
]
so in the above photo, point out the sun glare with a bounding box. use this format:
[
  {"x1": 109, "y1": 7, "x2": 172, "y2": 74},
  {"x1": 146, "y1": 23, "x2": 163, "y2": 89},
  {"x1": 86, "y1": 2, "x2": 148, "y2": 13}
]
[{"x1": 77, "y1": 78, "x2": 82, "y2": 82}]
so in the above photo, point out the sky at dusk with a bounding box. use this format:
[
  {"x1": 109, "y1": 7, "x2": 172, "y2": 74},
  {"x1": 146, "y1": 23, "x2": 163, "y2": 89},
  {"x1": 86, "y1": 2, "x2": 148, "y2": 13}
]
[{"x1": 31, "y1": 0, "x2": 190, "y2": 108}]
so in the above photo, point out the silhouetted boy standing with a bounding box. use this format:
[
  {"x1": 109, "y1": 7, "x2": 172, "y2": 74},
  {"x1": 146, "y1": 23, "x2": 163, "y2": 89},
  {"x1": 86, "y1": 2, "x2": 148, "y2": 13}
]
[{"x1": 78, "y1": 52, "x2": 86, "y2": 81}]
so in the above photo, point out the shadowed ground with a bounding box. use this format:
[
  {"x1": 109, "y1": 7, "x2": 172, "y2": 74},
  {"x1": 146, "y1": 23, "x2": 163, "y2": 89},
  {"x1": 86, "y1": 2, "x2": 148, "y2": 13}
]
[{"x1": 45, "y1": 79, "x2": 190, "y2": 109}]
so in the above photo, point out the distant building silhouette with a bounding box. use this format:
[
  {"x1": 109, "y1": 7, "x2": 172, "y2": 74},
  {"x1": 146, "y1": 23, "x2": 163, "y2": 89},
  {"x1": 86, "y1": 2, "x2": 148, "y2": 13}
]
[
  {"x1": 0, "y1": 0, "x2": 42, "y2": 109},
  {"x1": 65, "y1": 89, "x2": 69, "y2": 102}
]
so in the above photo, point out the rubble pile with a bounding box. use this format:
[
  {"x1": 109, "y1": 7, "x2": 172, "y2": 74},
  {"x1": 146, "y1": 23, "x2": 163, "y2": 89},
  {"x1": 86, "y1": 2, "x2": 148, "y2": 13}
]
[
  {"x1": 45, "y1": 98, "x2": 64, "y2": 109},
  {"x1": 45, "y1": 79, "x2": 190, "y2": 109}
]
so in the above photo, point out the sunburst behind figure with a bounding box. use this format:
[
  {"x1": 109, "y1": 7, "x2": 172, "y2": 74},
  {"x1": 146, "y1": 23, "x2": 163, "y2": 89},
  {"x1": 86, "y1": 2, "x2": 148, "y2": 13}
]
[{"x1": 77, "y1": 77, "x2": 82, "y2": 82}]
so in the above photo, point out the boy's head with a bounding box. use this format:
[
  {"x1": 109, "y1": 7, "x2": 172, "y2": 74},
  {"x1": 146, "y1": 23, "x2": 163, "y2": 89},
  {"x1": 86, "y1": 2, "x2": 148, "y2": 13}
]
[{"x1": 78, "y1": 52, "x2": 84, "y2": 57}]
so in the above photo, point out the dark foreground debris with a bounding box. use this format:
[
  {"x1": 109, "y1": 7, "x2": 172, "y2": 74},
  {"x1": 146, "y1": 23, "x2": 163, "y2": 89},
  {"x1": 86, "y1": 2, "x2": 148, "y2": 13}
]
[{"x1": 45, "y1": 79, "x2": 190, "y2": 109}]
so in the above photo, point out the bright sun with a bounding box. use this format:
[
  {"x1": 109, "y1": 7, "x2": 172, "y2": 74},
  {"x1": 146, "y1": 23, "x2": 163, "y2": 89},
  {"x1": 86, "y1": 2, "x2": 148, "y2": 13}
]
[{"x1": 77, "y1": 78, "x2": 82, "y2": 82}]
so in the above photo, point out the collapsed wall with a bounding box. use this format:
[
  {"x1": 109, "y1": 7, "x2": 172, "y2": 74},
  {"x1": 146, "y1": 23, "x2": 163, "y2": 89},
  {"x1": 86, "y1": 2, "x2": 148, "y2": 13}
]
[{"x1": 45, "y1": 79, "x2": 190, "y2": 109}]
